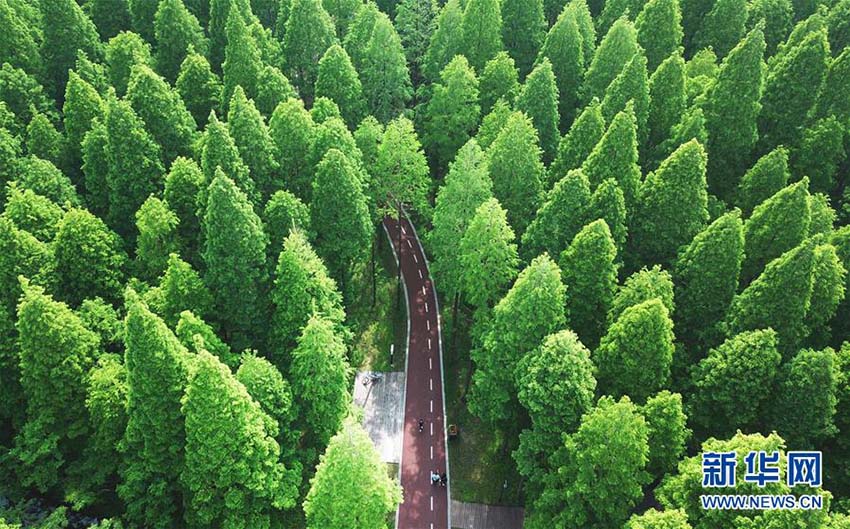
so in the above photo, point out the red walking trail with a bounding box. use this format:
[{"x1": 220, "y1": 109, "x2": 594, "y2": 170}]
[{"x1": 384, "y1": 215, "x2": 450, "y2": 529}]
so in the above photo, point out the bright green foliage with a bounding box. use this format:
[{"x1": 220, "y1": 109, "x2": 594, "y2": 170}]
[
  {"x1": 25, "y1": 113, "x2": 64, "y2": 168},
  {"x1": 771, "y1": 347, "x2": 838, "y2": 449},
  {"x1": 360, "y1": 14, "x2": 412, "y2": 122},
  {"x1": 693, "y1": 0, "x2": 748, "y2": 58},
  {"x1": 119, "y1": 294, "x2": 188, "y2": 529},
  {"x1": 154, "y1": 0, "x2": 208, "y2": 83},
  {"x1": 283, "y1": 0, "x2": 337, "y2": 102},
  {"x1": 635, "y1": 0, "x2": 683, "y2": 72},
  {"x1": 568, "y1": 0, "x2": 597, "y2": 66},
  {"x1": 458, "y1": 198, "x2": 519, "y2": 310},
  {"x1": 264, "y1": 189, "x2": 311, "y2": 258},
  {"x1": 475, "y1": 99, "x2": 514, "y2": 149},
  {"x1": 516, "y1": 59, "x2": 560, "y2": 164},
  {"x1": 395, "y1": 0, "x2": 438, "y2": 84},
  {"x1": 76, "y1": 297, "x2": 124, "y2": 353},
  {"x1": 601, "y1": 50, "x2": 650, "y2": 144},
  {"x1": 726, "y1": 239, "x2": 816, "y2": 353},
  {"x1": 589, "y1": 178, "x2": 628, "y2": 256},
  {"x1": 175, "y1": 310, "x2": 237, "y2": 367},
  {"x1": 632, "y1": 139, "x2": 709, "y2": 265},
  {"x1": 528, "y1": 396, "x2": 649, "y2": 529},
  {"x1": 105, "y1": 32, "x2": 152, "y2": 97},
  {"x1": 647, "y1": 52, "x2": 685, "y2": 150},
  {"x1": 235, "y1": 352, "x2": 298, "y2": 454},
  {"x1": 289, "y1": 314, "x2": 352, "y2": 469},
  {"x1": 759, "y1": 30, "x2": 829, "y2": 150},
  {"x1": 792, "y1": 116, "x2": 846, "y2": 195},
  {"x1": 63, "y1": 72, "x2": 104, "y2": 171},
  {"x1": 40, "y1": 0, "x2": 102, "y2": 99},
  {"x1": 594, "y1": 298, "x2": 675, "y2": 402},
  {"x1": 202, "y1": 170, "x2": 268, "y2": 351},
  {"x1": 0, "y1": 216, "x2": 51, "y2": 316},
  {"x1": 626, "y1": 509, "x2": 692, "y2": 529},
  {"x1": 182, "y1": 350, "x2": 296, "y2": 529},
  {"x1": 610, "y1": 265, "x2": 675, "y2": 323},
  {"x1": 15, "y1": 156, "x2": 80, "y2": 207},
  {"x1": 2, "y1": 185, "x2": 64, "y2": 242},
  {"x1": 126, "y1": 65, "x2": 197, "y2": 164},
  {"x1": 163, "y1": 157, "x2": 204, "y2": 259},
  {"x1": 749, "y1": 0, "x2": 794, "y2": 54},
  {"x1": 303, "y1": 417, "x2": 402, "y2": 529},
  {"x1": 343, "y1": 2, "x2": 381, "y2": 72},
  {"x1": 200, "y1": 112, "x2": 257, "y2": 205},
  {"x1": 486, "y1": 111, "x2": 544, "y2": 235},
  {"x1": 808, "y1": 193, "x2": 836, "y2": 237},
  {"x1": 550, "y1": 100, "x2": 605, "y2": 183},
  {"x1": 461, "y1": 0, "x2": 503, "y2": 71},
  {"x1": 74, "y1": 49, "x2": 112, "y2": 95},
  {"x1": 479, "y1": 53, "x2": 519, "y2": 117},
  {"x1": 270, "y1": 230, "x2": 345, "y2": 360},
  {"x1": 741, "y1": 179, "x2": 811, "y2": 283},
  {"x1": 227, "y1": 87, "x2": 279, "y2": 201},
  {"x1": 255, "y1": 65, "x2": 298, "y2": 118},
  {"x1": 12, "y1": 282, "x2": 98, "y2": 493},
  {"x1": 702, "y1": 27, "x2": 766, "y2": 199},
  {"x1": 373, "y1": 116, "x2": 431, "y2": 216},
  {"x1": 501, "y1": 0, "x2": 546, "y2": 77},
  {"x1": 353, "y1": 116, "x2": 384, "y2": 169},
  {"x1": 53, "y1": 209, "x2": 127, "y2": 307},
  {"x1": 523, "y1": 170, "x2": 592, "y2": 260},
  {"x1": 580, "y1": 17, "x2": 640, "y2": 105},
  {"x1": 641, "y1": 391, "x2": 689, "y2": 479},
  {"x1": 515, "y1": 330, "x2": 596, "y2": 491},
  {"x1": 560, "y1": 219, "x2": 618, "y2": 347},
  {"x1": 469, "y1": 254, "x2": 566, "y2": 425},
  {"x1": 134, "y1": 196, "x2": 179, "y2": 282},
  {"x1": 81, "y1": 120, "x2": 110, "y2": 218},
  {"x1": 316, "y1": 45, "x2": 366, "y2": 128},
  {"x1": 652, "y1": 105, "x2": 708, "y2": 167},
  {"x1": 425, "y1": 55, "x2": 480, "y2": 173},
  {"x1": 0, "y1": 0, "x2": 42, "y2": 77},
  {"x1": 806, "y1": 243, "x2": 847, "y2": 341},
  {"x1": 582, "y1": 102, "x2": 641, "y2": 211},
  {"x1": 311, "y1": 149, "x2": 372, "y2": 298},
  {"x1": 103, "y1": 96, "x2": 164, "y2": 240},
  {"x1": 176, "y1": 50, "x2": 222, "y2": 127},
  {"x1": 735, "y1": 147, "x2": 790, "y2": 215},
  {"x1": 690, "y1": 329, "x2": 780, "y2": 436},
  {"x1": 150, "y1": 253, "x2": 213, "y2": 328},
  {"x1": 430, "y1": 140, "x2": 493, "y2": 299},
  {"x1": 538, "y1": 10, "x2": 584, "y2": 126},
  {"x1": 270, "y1": 98, "x2": 316, "y2": 201},
  {"x1": 673, "y1": 210, "x2": 744, "y2": 348},
  {"x1": 812, "y1": 48, "x2": 850, "y2": 128},
  {"x1": 422, "y1": 0, "x2": 464, "y2": 82},
  {"x1": 222, "y1": 8, "x2": 263, "y2": 107},
  {"x1": 0, "y1": 63, "x2": 55, "y2": 137},
  {"x1": 209, "y1": 0, "x2": 253, "y2": 70}
]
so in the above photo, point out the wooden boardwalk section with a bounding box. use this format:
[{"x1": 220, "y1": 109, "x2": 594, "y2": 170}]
[
  {"x1": 353, "y1": 371, "x2": 406, "y2": 464},
  {"x1": 450, "y1": 500, "x2": 525, "y2": 529}
]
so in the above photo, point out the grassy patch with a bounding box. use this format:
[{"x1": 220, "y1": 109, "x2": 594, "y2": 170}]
[
  {"x1": 349, "y1": 232, "x2": 407, "y2": 372},
  {"x1": 441, "y1": 307, "x2": 524, "y2": 506}
]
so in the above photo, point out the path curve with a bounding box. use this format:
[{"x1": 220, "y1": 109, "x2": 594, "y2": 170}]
[{"x1": 383, "y1": 214, "x2": 450, "y2": 529}]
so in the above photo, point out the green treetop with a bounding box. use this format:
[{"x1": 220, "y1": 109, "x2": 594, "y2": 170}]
[
  {"x1": 516, "y1": 59, "x2": 560, "y2": 164},
  {"x1": 176, "y1": 50, "x2": 222, "y2": 127},
  {"x1": 609, "y1": 264, "x2": 675, "y2": 324},
  {"x1": 469, "y1": 254, "x2": 566, "y2": 425},
  {"x1": 792, "y1": 116, "x2": 846, "y2": 195},
  {"x1": 283, "y1": 0, "x2": 336, "y2": 102},
  {"x1": 693, "y1": 0, "x2": 748, "y2": 58},
  {"x1": 735, "y1": 146, "x2": 790, "y2": 216},
  {"x1": 227, "y1": 86, "x2": 280, "y2": 202},
  {"x1": 255, "y1": 65, "x2": 298, "y2": 118},
  {"x1": 641, "y1": 391, "x2": 690, "y2": 479},
  {"x1": 486, "y1": 111, "x2": 545, "y2": 236},
  {"x1": 811, "y1": 47, "x2": 850, "y2": 128},
  {"x1": 395, "y1": 0, "x2": 438, "y2": 84},
  {"x1": 523, "y1": 169, "x2": 592, "y2": 261},
  {"x1": 269, "y1": 98, "x2": 317, "y2": 202},
  {"x1": 360, "y1": 13, "x2": 412, "y2": 122},
  {"x1": 344, "y1": 2, "x2": 381, "y2": 72},
  {"x1": 303, "y1": 417, "x2": 403, "y2": 529},
  {"x1": 164, "y1": 157, "x2": 205, "y2": 261},
  {"x1": 63, "y1": 72, "x2": 105, "y2": 172},
  {"x1": 600, "y1": 50, "x2": 650, "y2": 145},
  {"x1": 626, "y1": 509, "x2": 692, "y2": 529},
  {"x1": 222, "y1": 7, "x2": 264, "y2": 106},
  {"x1": 538, "y1": 7, "x2": 585, "y2": 127},
  {"x1": 2, "y1": 185, "x2": 64, "y2": 243},
  {"x1": 202, "y1": 169, "x2": 268, "y2": 351},
  {"x1": 635, "y1": 0, "x2": 683, "y2": 72},
  {"x1": 264, "y1": 189, "x2": 312, "y2": 259},
  {"x1": 316, "y1": 45, "x2": 366, "y2": 128},
  {"x1": 174, "y1": 310, "x2": 238, "y2": 367},
  {"x1": 806, "y1": 242, "x2": 847, "y2": 345},
  {"x1": 421, "y1": 0, "x2": 464, "y2": 82},
  {"x1": 105, "y1": 31, "x2": 152, "y2": 97},
  {"x1": 154, "y1": 0, "x2": 208, "y2": 83},
  {"x1": 81, "y1": 120, "x2": 110, "y2": 218},
  {"x1": 458, "y1": 197, "x2": 520, "y2": 310},
  {"x1": 0, "y1": 217, "x2": 51, "y2": 316},
  {"x1": 550, "y1": 100, "x2": 605, "y2": 183},
  {"x1": 209, "y1": 0, "x2": 253, "y2": 70},
  {"x1": 589, "y1": 178, "x2": 628, "y2": 257},
  {"x1": 425, "y1": 55, "x2": 480, "y2": 174},
  {"x1": 501, "y1": 0, "x2": 546, "y2": 77},
  {"x1": 40, "y1": 0, "x2": 102, "y2": 99},
  {"x1": 580, "y1": 17, "x2": 640, "y2": 106},
  {"x1": 560, "y1": 219, "x2": 618, "y2": 347},
  {"x1": 148, "y1": 253, "x2": 213, "y2": 329},
  {"x1": 15, "y1": 156, "x2": 80, "y2": 207},
  {"x1": 200, "y1": 112, "x2": 257, "y2": 205},
  {"x1": 374, "y1": 116, "x2": 431, "y2": 217},
  {"x1": 134, "y1": 196, "x2": 179, "y2": 282},
  {"x1": 461, "y1": 0, "x2": 503, "y2": 71},
  {"x1": 582, "y1": 102, "x2": 641, "y2": 211},
  {"x1": 478, "y1": 52, "x2": 519, "y2": 116},
  {"x1": 647, "y1": 51, "x2": 686, "y2": 151},
  {"x1": 0, "y1": 0, "x2": 41, "y2": 78}
]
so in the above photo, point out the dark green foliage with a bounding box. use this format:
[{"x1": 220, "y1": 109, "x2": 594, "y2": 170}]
[
  {"x1": 105, "y1": 31, "x2": 152, "y2": 97},
  {"x1": 2, "y1": 185, "x2": 64, "y2": 242},
  {"x1": 560, "y1": 219, "x2": 618, "y2": 347},
  {"x1": 40, "y1": 0, "x2": 102, "y2": 99},
  {"x1": 461, "y1": 0, "x2": 503, "y2": 72},
  {"x1": 735, "y1": 146, "x2": 790, "y2": 215},
  {"x1": 501, "y1": 0, "x2": 546, "y2": 77},
  {"x1": 176, "y1": 50, "x2": 222, "y2": 127},
  {"x1": 0, "y1": 0, "x2": 42, "y2": 77},
  {"x1": 25, "y1": 113, "x2": 65, "y2": 167},
  {"x1": 134, "y1": 197, "x2": 179, "y2": 282},
  {"x1": 264, "y1": 189, "x2": 311, "y2": 259},
  {"x1": 523, "y1": 169, "x2": 591, "y2": 262},
  {"x1": 235, "y1": 352, "x2": 297, "y2": 456},
  {"x1": 227, "y1": 87, "x2": 279, "y2": 201},
  {"x1": 469, "y1": 254, "x2": 566, "y2": 425},
  {"x1": 208, "y1": 0, "x2": 251, "y2": 70},
  {"x1": 689, "y1": 329, "x2": 781, "y2": 436},
  {"x1": 154, "y1": 0, "x2": 208, "y2": 83},
  {"x1": 600, "y1": 50, "x2": 650, "y2": 145},
  {"x1": 693, "y1": 0, "x2": 748, "y2": 58},
  {"x1": 741, "y1": 178, "x2": 811, "y2": 284},
  {"x1": 641, "y1": 391, "x2": 689, "y2": 479},
  {"x1": 582, "y1": 102, "x2": 641, "y2": 211},
  {"x1": 175, "y1": 310, "x2": 237, "y2": 367},
  {"x1": 424, "y1": 55, "x2": 480, "y2": 173},
  {"x1": 486, "y1": 111, "x2": 544, "y2": 236},
  {"x1": 422, "y1": 0, "x2": 464, "y2": 82},
  {"x1": 200, "y1": 112, "x2": 257, "y2": 205},
  {"x1": 149, "y1": 253, "x2": 213, "y2": 329},
  {"x1": 360, "y1": 13, "x2": 412, "y2": 122},
  {"x1": 811, "y1": 48, "x2": 850, "y2": 128},
  {"x1": 127, "y1": 0, "x2": 157, "y2": 42},
  {"x1": 516, "y1": 59, "x2": 560, "y2": 164},
  {"x1": 344, "y1": 2, "x2": 381, "y2": 72},
  {"x1": 395, "y1": 0, "x2": 438, "y2": 84},
  {"x1": 478, "y1": 52, "x2": 519, "y2": 116},
  {"x1": 53, "y1": 209, "x2": 127, "y2": 307},
  {"x1": 255, "y1": 65, "x2": 298, "y2": 118},
  {"x1": 652, "y1": 105, "x2": 708, "y2": 167},
  {"x1": 828, "y1": 0, "x2": 850, "y2": 52},
  {"x1": 538, "y1": 9, "x2": 584, "y2": 127},
  {"x1": 126, "y1": 64, "x2": 197, "y2": 164},
  {"x1": 74, "y1": 49, "x2": 112, "y2": 96},
  {"x1": 0, "y1": 63, "x2": 56, "y2": 137},
  {"x1": 609, "y1": 265, "x2": 675, "y2": 323},
  {"x1": 792, "y1": 116, "x2": 846, "y2": 195},
  {"x1": 550, "y1": 100, "x2": 605, "y2": 183},
  {"x1": 315, "y1": 45, "x2": 366, "y2": 128},
  {"x1": 222, "y1": 7, "x2": 264, "y2": 108},
  {"x1": 673, "y1": 210, "x2": 744, "y2": 348},
  {"x1": 647, "y1": 51, "x2": 685, "y2": 150},
  {"x1": 749, "y1": 0, "x2": 794, "y2": 54},
  {"x1": 163, "y1": 157, "x2": 204, "y2": 260},
  {"x1": 0, "y1": 216, "x2": 51, "y2": 317},
  {"x1": 580, "y1": 17, "x2": 640, "y2": 106},
  {"x1": 594, "y1": 298, "x2": 675, "y2": 402},
  {"x1": 283, "y1": 0, "x2": 337, "y2": 102},
  {"x1": 270, "y1": 98, "x2": 316, "y2": 202},
  {"x1": 702, "y1": 27, "x2": 766, "y2": 199},
  {"x1": 632, "y1": 139, "x2": 709, "y2": 266},
  {"x1": 806, "y1": 243, "x2": 846, "y2": 344},
  {"x1": 63, "y1": 72, "x2": 104, "y2": 172},
  {"x1": 81, "y1": 120, "x2": 110, "y2": 218},
  {"x1": 635, "y1": 0, "x2": 683, "y2": 72}
]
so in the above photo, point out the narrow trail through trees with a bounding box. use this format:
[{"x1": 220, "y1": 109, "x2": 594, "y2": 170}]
[{"x1": 384, "y1": 215, "x2": 450, "y2": 529}]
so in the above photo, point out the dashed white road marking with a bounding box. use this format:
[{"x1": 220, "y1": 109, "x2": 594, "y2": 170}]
[
  {"x1": 430, "y1": 400, "x2": 433, "y2": 413},
  {"x1": 431, "y1": 446, "x2": 434, "y2": 459},
  {"x1": 413, "y1": 254, "x2": 418, "y2": 263},
  {"x1": 406, "y1": 239, "x2": 412, "y2": 248},
  {"x1": 430, "y1": 378, "x2": 433, "y2": 391},
  {"x1": 422, "y1": 286, "x2": 427, "y2": 296},
  {"x1": 418, "y1": 270, "x2": 423, "y2": 279},
  {"x1": 401, "y1": 226, "x2": 406, "y2": 234},
  {"x1": 430, "y1": 422, "x2": 434, "y2": 436},
  {"x1": 427, "y1": 320, "x2": 430, "y2": 331},
  {"x1": 429, "y1": 357, "x2": 433, "y2": 370},
  {"x1": 428, "y1": 338, "x2": 432, "y2": 349},
  {"x1": 430, "y1": 496, "x2": 434, "y2": 511},
  {"x1": 425, "y1": 302, "x2": 429, "y2": 313}
]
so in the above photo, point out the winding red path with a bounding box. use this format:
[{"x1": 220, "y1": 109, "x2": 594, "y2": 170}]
[{"x1": 384, "y1": 215, "x2": 450, "y2": 529}]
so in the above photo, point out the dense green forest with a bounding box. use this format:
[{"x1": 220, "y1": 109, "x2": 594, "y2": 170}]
[{"x1": 1, "y1": 0, "x2": 850, "y2": 527}]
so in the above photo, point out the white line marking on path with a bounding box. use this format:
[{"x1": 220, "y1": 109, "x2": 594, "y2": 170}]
[
  {"x1": 427, "y1": 320, "x2": 430, "y2": 331},
  {"x1": 425, "y1": 302, "x2": 429, "y2": 313},
  {"x1": 413, "y1": 254, "x2": 418, "y2": 263},
  {"x1": 431, "y1": 446, "x2": 434, "y2": 460},
  {"x1": 429, "y1": 357, "x2": 433, "y2": 370},
  {"x1": 422, "y1": 286, "x2": 426, "y2": 296},
  {"x1": 418, "y1": 270, "x2": 423, "y2": 279},
  {"x1": 401, "y1": 226, "x2": 406, "y2": 234},
  {"x1": 407, "y1": 239, "x2": 412, "y2": 249},
  {"x1": 430, "y1": 400, "x2": 433, "y2": 413},
  {"x1": 430, "y1": 378, "x2": 433, "y2": 391},
  {"x1": 431, "y1": 423, "x2": 434, "y2": 436},
  {"x1": 431, "y1": 496, "x2": 434, "y2": 511},
  {"x1": 428, "y1": 338, "x2": 432, "y2": 349}
]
